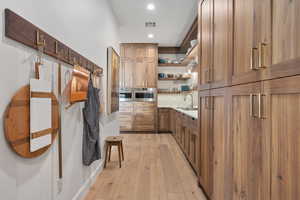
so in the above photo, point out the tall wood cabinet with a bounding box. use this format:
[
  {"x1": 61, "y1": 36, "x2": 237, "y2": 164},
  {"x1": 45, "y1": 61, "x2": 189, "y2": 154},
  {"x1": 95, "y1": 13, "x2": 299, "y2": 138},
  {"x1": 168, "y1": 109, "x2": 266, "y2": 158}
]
[
  {"x1": 263, "y1": 76, "x2": 300, "y2": 200},
  {"x1": 199, "y1": 0, "x2": 232, "y2": 90},
  {"x1": 230, "y1": 83, "x2": 270, "y2": 200},
  {"x1": 120, "y1": 43, "x2": 157, "y2": 88},
  {"x1": 198, "y1": 0, "x2": 300, "y2": 199}
]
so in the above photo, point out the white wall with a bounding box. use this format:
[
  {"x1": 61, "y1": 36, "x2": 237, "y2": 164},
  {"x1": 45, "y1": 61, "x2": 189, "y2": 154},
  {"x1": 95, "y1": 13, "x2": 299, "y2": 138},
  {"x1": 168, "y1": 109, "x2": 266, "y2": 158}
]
[{"x1": 0, "y1": 1, "x2": 120, "y2": 200}]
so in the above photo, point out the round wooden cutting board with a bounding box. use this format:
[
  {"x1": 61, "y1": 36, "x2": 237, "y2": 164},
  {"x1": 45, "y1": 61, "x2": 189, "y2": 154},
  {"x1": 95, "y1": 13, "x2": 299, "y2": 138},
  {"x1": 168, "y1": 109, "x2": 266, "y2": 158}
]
[{"x1": 4, "y1": 85, "x2": 59, "y2": 158}]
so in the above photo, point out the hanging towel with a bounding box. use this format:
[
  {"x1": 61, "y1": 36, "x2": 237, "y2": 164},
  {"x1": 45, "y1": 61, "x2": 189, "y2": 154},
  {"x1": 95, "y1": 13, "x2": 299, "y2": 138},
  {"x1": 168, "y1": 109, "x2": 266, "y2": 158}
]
[{"x1": 82, "y1": 77, "x2": 101, "y2": 166}]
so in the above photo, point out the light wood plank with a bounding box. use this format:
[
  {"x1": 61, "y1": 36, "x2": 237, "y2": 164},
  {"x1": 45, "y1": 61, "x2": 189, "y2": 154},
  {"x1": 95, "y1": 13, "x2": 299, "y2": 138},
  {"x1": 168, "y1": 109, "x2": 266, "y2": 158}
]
[{"x1": 84, "y1": 134, "x2": 205, "y2": 200}]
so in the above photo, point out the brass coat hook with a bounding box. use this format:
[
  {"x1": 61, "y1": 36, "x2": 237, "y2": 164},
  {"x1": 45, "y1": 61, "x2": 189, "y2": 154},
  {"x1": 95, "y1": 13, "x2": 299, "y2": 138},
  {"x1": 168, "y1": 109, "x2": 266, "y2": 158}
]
[{"x1": 36, "y1": 30, "x2": 46, "y2": 47}]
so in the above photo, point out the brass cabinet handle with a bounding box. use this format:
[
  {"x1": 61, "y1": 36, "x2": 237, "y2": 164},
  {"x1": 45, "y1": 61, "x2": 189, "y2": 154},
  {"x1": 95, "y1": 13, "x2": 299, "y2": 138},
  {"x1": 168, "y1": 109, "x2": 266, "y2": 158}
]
[
  {"x1": 250, "y1": 48, "x2": 259, "y2": 70},
  {"x1": 258, "y1": 93, "x2": 266, "y2": 119},
  {"x1": 205, "y1": 69, "x2": 209, "y2": 83},
  {"x1": 205, "y1": 96, "x2": 209, "y2": 109},
  {"x1": 205, "y1": 68, "x2": 211, "y2": 83},
  {"x1": 250, "y1": 94, "x2": 254, "y2": 117},
  {"x1": 259, "y1": 43, "x2": 268, "y2": 69},
  {"x1": 250, "y1": 94, "x2": 258, "y2": 118}
]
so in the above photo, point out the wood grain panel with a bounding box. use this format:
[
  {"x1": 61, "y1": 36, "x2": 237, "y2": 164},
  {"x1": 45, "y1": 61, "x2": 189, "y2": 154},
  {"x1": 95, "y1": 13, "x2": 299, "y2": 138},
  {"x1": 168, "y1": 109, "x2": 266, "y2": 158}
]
[
  {"x1": 199, "y1": 0, "x2": 213, "y2": 90},
  {"x1": 231, "y1": 82, "x2": 270, "y2": 200},
  {"x1": 211, "y1": 0, "x2": 233, "y2": 89},
  {"x1": 263, "y1": 76, "x2": 300, "y2": 200}
]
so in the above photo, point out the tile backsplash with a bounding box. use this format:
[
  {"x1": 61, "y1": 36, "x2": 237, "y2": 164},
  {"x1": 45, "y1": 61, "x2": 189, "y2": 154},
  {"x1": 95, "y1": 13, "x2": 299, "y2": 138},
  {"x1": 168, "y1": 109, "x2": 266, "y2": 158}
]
[{"x1": 158, "y1": 90, "x2": 198, "y2": 108}]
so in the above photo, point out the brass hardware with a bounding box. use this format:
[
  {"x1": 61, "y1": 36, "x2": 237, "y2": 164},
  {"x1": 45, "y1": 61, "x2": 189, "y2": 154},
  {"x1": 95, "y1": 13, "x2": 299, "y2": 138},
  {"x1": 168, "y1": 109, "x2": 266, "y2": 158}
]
[
  {"x1": 259, "y1": 43, "x2": 267, "y2": 69},
  {"x1": 205, "y1": 68, "x2": 211, "y2": 83},
  {"x1": 73, "y1": 57, "x2": 77, "y2": 66},
  {"x1": 250, "y1": 48, "x2": 258, "y2": 70},
  {"x1": 55, "y1": 41, "x2": 59, "y2": 55},
  {"x1": 258, "y1": 93, "x2": 265, "y2": 119},
  {"x1": 36, "y1": 30, "x2": 46, "y2": 47},
  {"x1": 250, "y1": 94, "x2": 254, "y2": 117},
  {"x1": 205, "y1": 97, "x2": 209, "y2": 109}
]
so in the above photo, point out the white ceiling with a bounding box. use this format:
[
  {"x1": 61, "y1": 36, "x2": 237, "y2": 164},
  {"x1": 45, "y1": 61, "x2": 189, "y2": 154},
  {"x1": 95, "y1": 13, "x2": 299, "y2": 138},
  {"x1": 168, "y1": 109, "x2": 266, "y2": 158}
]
[{"x1": 108, "y1": 0, "x2": 198, "y2": 46}]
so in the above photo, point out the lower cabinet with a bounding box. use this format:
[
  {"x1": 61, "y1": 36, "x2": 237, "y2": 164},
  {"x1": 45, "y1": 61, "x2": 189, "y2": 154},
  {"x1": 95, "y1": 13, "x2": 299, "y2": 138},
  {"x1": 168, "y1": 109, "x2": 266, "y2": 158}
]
[
  {"x1": 169, "y1": 108, "x2": 200, "y2": 175},
  {"x1": 197, "y1": 75, "x2": 300, "y2": 200},
  {"x1": 120, "y1": 102, "x2": 156, "y2": 132},
  {"x1": 158, "y1": 108, "x2": 170, "y2": 132}
]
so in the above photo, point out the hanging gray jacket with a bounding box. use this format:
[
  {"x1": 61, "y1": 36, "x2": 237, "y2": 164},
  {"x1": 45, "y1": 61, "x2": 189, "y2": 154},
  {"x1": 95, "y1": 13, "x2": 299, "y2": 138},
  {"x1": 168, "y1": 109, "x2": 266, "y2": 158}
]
[{"x1": 82, "y1": 78, "x2": 101, "y2": 166}]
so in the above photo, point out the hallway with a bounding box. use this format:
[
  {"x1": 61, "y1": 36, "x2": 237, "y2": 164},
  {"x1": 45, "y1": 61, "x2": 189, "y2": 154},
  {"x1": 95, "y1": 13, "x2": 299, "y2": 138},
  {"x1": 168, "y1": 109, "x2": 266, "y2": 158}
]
[{"x1": 84, "y1": 134, "x2": 206, "y2": 200}]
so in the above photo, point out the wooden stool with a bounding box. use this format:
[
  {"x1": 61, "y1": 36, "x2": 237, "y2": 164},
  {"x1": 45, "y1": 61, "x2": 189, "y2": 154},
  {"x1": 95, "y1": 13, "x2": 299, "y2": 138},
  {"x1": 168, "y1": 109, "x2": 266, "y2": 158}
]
[{"x1": 104, "y1": 136, "x2": 124, "y2": 168}]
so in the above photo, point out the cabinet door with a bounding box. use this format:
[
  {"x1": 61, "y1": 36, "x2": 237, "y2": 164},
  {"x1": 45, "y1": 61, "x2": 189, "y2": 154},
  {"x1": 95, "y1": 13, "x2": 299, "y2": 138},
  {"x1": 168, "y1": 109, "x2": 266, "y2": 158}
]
[
  {"x1": 232, "y1": 0, "x2": 271, "y2": 85},
  {"x1": 210, "y1": 88, "x2": 232, "y2": 200},
  {"x1": 133, "y1": 113, "x2": 155, "y2": 131},
  {"x1": 189, "y1": 117, "x2": 200, "y2": 175},
  {"x1": 199, "y1": 90, "x2": 213, "y2": 197},
  {"x1": 169, "y1": 109, "x2": 175, "y2": 133},
  {"x1": 119, "y1": 102, "x2": 134, "y2": 131},
  {"x1": 133, "y1": 102, "x2": 155, "y2": 132},
  {"x1": 158, "y1": 108, "x2": 170, "y2": 132},
  {"x1": 134, "y1": 59, "x2": 146, "y2": 88},
  {"x1": 266, "y1": 0, "x2": 300, "y2": 80},
  {"x1": 119, "y1": 113, "x2": 133, "y2": 131},
  {"x1": 145, "y1": 60, "x2": 157, "y2": 88},
  {"x1": 211, "y1": 0, "x2": 232, "y2": 89},
  {"x1": 263, "y1": 76, "x2": 300, "y2": 200},
  {"x1": 231, "y1": 82, "x2": 270, "y2": 200},
  {"x1": 199, "y1": 0, "x2": 213, "y2": 90},
  {"x1": 122, "y1": 59, "x2": 134, "y2": 88}
]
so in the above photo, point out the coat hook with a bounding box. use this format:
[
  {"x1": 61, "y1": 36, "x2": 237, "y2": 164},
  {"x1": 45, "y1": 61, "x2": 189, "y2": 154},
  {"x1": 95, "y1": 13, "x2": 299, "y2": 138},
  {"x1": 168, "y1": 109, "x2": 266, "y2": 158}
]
[
  {"x1": 55, "y1": 41, "x2": 59, "y2": 55},
  {"x1": 36, "y1": 30, "x2": 46, "y2": 47}
]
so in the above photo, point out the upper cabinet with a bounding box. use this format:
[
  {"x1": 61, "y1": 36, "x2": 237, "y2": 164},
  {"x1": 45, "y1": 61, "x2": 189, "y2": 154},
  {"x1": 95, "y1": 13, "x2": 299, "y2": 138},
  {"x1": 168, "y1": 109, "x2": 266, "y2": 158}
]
[
  {"x1": 272, "y1": 0, "x2": 300, "y2": 65},
  {"x1": 199, "y1": 0, "x2": 232, "y2": 90},
  {"x1": 264, "y1": 0, "x2": 300, "y2": 80},
  {"x1": 120, "y1": 43, "x2": 158, "y2": 88},
  {"x1": 199, "y1": 0, "x2": 213, "y2": 90},
  {"x1": 232, "y1": 0, "x2": 271, "y2": 85}
]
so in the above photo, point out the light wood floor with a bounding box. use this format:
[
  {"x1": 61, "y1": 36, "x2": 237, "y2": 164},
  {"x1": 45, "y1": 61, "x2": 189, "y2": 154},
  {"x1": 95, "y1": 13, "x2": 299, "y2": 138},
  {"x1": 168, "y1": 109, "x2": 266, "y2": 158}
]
[{"x1": 84, "y1": 134, "x2": 206, "y2": 200}]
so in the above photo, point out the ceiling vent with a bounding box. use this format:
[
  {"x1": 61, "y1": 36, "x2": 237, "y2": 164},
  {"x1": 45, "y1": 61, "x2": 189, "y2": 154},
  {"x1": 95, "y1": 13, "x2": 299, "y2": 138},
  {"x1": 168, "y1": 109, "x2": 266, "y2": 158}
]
[{"x1": 145, "y1": 22, "x2": 156, "y2": 28}]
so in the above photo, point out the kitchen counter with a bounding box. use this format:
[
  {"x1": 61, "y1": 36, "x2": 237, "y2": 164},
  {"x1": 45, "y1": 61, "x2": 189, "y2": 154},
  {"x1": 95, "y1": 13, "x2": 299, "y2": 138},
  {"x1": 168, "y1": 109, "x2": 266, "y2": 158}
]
[{"x1": 158, "y1": 106, "x2": 198, "y2": 119}]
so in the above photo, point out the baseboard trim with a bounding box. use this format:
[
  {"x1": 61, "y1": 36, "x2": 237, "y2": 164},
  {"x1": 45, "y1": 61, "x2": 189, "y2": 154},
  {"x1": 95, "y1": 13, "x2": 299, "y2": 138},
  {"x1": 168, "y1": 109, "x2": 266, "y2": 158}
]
[{"x1": 71, "y1": 160, "x2": 104, "y2": 200}]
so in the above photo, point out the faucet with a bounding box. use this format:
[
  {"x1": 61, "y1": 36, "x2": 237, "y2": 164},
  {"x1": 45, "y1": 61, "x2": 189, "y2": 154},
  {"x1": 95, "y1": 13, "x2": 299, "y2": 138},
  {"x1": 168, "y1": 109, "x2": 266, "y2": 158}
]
[{"x1": 184, "y1": 93, "x2": 194, "y2": 109}]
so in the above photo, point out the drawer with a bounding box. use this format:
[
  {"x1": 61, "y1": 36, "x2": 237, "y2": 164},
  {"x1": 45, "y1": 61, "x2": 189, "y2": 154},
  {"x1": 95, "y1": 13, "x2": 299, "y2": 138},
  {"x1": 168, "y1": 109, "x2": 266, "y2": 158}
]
[
  {"x1": 120, "y1": 102, "x2": 133, "y2": 112},
  {"x1": 119, "y1": 114, "x2": 134, "y2": 131},
  {"x1": 134, "y1": 113, "x2": 155, "y2": 124},
  {"x1": 134, "y1": 102, "x2": 155, "y2": 113}
]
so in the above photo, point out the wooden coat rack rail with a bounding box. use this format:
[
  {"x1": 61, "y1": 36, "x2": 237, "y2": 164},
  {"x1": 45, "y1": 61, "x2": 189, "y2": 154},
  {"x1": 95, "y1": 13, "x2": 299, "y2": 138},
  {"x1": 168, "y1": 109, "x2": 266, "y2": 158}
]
[{"x1": 5, "y1": 9, "x2": 103, "y2": 74}]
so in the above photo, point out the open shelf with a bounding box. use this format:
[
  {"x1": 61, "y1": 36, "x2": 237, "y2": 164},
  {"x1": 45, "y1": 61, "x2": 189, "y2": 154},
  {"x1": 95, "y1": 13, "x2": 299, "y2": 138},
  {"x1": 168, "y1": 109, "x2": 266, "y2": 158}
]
[
  {"x1": 158, "y1": 63, "x2": 186, "y2": 67},
  {"x1": 181, "y1": 44, "x2": 199, "y2": 65}
]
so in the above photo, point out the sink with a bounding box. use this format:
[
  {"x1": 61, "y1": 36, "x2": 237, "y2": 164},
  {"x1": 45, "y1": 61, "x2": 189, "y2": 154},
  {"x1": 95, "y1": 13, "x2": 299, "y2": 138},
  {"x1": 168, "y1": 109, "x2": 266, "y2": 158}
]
[{"x1": 177, "y1": 107, "x2": 198, "y2": 111}]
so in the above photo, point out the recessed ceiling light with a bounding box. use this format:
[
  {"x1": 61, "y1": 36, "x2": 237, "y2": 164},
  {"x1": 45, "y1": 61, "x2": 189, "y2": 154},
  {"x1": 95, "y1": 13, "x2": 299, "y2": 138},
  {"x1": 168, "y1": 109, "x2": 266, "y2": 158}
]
[
  {"x1": 147, "y1": 3, "x2": 155, "y2": 11},
  {"x1": 148, "y1": 34, "x2": 154, "y2": 39}
]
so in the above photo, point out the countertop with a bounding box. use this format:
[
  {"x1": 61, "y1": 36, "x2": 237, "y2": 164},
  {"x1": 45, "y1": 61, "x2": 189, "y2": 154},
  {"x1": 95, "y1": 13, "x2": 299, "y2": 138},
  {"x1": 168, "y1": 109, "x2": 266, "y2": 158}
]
[{"x1": 158, "y1": 106, "x2": 198, "y2": 119}]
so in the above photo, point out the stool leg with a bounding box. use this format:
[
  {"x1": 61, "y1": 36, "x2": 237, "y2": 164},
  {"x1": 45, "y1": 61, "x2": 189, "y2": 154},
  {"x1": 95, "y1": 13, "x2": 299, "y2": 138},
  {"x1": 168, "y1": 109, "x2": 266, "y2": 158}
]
[
  {"x1": 108, "y1": 145, "x2": 112, "y2": 162},
  {"x1": 121, "y1": 142, "x2": 124, "y2": 161},
  {"x1": 118, "y1": 143, "x2": 122, "y2": 168},
  {"x1": 104, "y1": 143, "x2": 109, "y2": 168}
]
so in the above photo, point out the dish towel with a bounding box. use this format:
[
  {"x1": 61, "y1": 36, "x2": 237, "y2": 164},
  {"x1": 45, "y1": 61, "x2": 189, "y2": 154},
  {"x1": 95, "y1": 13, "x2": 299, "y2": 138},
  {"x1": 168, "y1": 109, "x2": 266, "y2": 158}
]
[{"x1": 82, "y1": 77, "x2": 101, "y2": 166}]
